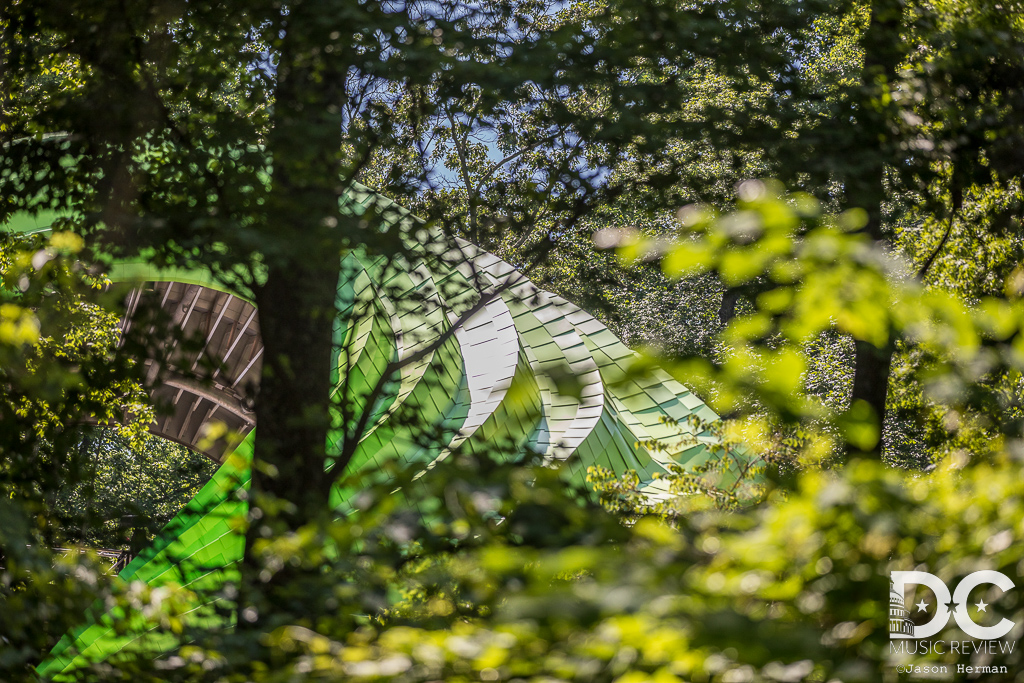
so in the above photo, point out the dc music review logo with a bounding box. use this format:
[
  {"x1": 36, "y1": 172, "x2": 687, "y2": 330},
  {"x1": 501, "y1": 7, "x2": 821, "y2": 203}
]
[{"x1": 889, "y1": 570, "x2": 1015, "y2": 640}]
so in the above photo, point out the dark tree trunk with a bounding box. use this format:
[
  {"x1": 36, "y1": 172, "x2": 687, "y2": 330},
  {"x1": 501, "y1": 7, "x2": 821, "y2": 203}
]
[
  {"x1": 850, "y1": 338, "x2": 894, "y2": 453},
  {"x1": 241, "y1": 0, "x2": 346, "y2": 614},
  {"x1": 250, "y1": 263, "x2": 340, "y2": 521},
  {"x1": 841, "y1": 0, "x2": 904, "y2": 459}
]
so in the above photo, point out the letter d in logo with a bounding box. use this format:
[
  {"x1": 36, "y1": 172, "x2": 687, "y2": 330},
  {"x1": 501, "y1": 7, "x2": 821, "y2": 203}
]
[{"x1": 892, "y1": 571, "x2": 952, "y2": 639}]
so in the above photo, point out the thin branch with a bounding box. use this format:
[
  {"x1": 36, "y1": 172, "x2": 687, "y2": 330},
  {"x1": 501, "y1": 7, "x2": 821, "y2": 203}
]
[
  {"x1": 478, "y1": 130, "x2": 563, "y2": 185},
  {"x1": 918, "y1": 189, "x2": 962, "y2": 280},
  {"x1": 329, "y1": 249, "x2": 545, "y2": 489},
  {"x1": 917, "y1": 218, "x2": 954, "y2": 280},
  {"x1": 447, "y1": 107, "x2": 480, "y2": 238}
]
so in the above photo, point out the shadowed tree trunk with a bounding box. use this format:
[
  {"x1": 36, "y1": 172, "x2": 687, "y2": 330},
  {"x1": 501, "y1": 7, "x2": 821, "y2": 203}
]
[
  {"x1": 243, "y1": 0, "x2": 346, "y2": 604},
  {"x1": 844, "y1": 0, "x2": 904, "y2": 458}
]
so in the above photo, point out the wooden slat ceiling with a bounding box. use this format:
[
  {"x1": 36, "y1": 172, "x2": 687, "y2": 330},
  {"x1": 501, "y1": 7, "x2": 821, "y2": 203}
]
[{"x1": 125, "y1": 282, "x2": 262, "y2": 461}]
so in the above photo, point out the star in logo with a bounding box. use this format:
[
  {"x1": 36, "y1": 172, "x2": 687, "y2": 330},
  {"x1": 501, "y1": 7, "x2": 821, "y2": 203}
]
[
  {"x1": 915, "y1": 600, "x2": 929, "y2": 612},
  {"x1": 976, "y1": 599, "x2": 988, "y2": 613}
]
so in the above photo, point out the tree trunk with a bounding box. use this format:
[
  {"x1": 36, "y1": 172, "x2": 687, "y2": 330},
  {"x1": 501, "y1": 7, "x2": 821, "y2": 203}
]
[
  {"x1": 250, "y1": 263, "x2": 340, "y2": 523},
  {"x1": 842, "y1": 0, "x2": 903, "y2": 459},
  {"x1": 850, "y1": 338, "x2": 894, "y2": 453},
  {"x1": 241, "y1": 0, "x2": 346, "y2": 614}
]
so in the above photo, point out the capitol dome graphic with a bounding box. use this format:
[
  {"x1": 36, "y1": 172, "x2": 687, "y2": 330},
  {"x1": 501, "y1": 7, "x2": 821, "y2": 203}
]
[{"x1": 890, "y1": 581, "x2": 916, "y2": 638}]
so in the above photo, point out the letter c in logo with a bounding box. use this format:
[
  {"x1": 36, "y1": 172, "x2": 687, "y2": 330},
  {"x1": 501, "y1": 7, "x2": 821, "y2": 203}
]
[{"x1": 953, "y1": 570, "x2": 1015, "y2": 640}]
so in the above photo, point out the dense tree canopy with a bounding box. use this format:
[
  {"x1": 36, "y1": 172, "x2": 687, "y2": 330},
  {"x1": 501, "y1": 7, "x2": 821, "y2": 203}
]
[{"x1": 2, "y1": 0, "x2": 1024, "y2": 681}]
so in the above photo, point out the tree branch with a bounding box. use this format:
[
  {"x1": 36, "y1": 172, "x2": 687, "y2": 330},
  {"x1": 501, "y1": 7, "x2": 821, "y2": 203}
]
[
  {"x1": 477, "y1": 129, "x2": 563, "y2": 185},
  {"x1": 330, "y1": 248, "x2": 544, "y2": 489},
  {"x1": 917, "y1": 188, "x2": 962, "y2": 280}
]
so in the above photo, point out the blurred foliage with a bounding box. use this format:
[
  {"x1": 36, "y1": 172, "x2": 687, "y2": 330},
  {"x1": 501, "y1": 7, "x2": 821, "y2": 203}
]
[
  {"x1": 589, "y1": 415, "x2": 778, "y2": 516},
  {"x1": 607, "y1": 181, "x2": 1024, "y2": 466},
  {"x1": 48, "y1": 448, "x2": 1024, "y2": 683}
]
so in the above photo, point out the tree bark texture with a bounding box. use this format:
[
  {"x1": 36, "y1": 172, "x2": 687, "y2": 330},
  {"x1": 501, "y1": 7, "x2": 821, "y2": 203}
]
[
  {"x1": 245, "y1": 0, "x2": 346, "y2": 560},
  {"x1": 844, "y1": 0, "x2": 903, "y2": 458}
]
